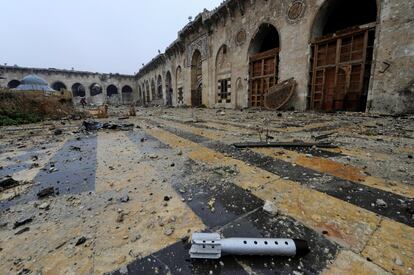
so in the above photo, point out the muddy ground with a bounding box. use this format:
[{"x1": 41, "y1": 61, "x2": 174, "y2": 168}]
[{"x1": 0, "y1": 107, "x2": 413, "y2": 275}]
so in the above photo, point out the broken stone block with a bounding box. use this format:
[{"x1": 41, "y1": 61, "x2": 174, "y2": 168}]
[
  {"x1": 0, "y1": 176, "x2": 20, "y2": 191},
  {"x1": 15, "y1": 227, "x2": 30, "y2": 235},
  {"x1": 120, "y1": 195, "x2": 130, "y2": 203},
  {"x1": 75, "y1": 236, "x2": 87, "y2": 246},
  {"x1": 39, "y1": 202, "x2": 50, "y2": 210},
  {"x1": 263, "y1": 200, "x2": 279, "y2": 215},
  {"x1": 37, "y1": 187, "x2": 55, "y2": 199},
  {"x1": 376, "y1": 199, "x2": 388, "y2": 208},
  {"x1": 164, "y1": 227, "x2": 174, "y2": 236}
]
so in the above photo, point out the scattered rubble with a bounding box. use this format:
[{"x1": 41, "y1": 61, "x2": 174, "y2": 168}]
[
  {"x1": 37, "y1": 187, "x2": 55, "y2": 199},
  {"x1": 75, "y1": 236, "x2": 87, "y2": 246},
  {"x1": 263, "y1": 200, "x2": 279, "y2": 215},
  {"x1": 164, "y1": 227, "x2": 174, "y2": 236},
  {"x1": 81, "y1": 121, "x2": 134, "y2": 132},
  {"x1": 120, "y1": 195, "x2": 130, "y2": 203},
  {"x1": 13, "y1": 216, "x2": 34, "y2": 229},
  {"x1": 0, "y1": 176, "x2": 21, "y2": 191},
  {"x1": 14, "y1": 227, "x2": 30, "y2": 235},
  {"x1": 376, "y1": 199, "x2": 388, "y2": 208}
]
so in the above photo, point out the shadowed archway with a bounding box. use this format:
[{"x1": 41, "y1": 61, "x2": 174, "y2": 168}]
[
  {"x1": 52, "y1": 81, "x2": 67, "y2": 92},
  {"x1": 248, "y1": 23, "x2": 280, "y2": 107},
  {"x1": 191, "y1": 50, "x2": 203, "y2": 107},
  {"x1": 309, "y1": 0, "x2": 378, "y2": 112},
  {"x1": 107, "y1": 85, "x2": 118, "y2": 97},
  {"x1": 7, "y1": 80, "x2": 21, "y2": 89},
  {"x1": 72, "y1": 83, "x2": 86, "y2": 97}
]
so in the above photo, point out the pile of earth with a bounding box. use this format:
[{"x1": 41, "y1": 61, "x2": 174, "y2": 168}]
[{"x1": 0, "y1": 89, "x2": 84, "y2": 126}]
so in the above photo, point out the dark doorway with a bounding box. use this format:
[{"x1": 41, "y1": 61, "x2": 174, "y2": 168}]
[
  {"x1": 122, "y1": 85, "x2": 133, "y2": 104},
  {"x1": 310, "y1": 0, "x2": 378, "y2": 112},
  {"x1": 165, "y1": 71, "x2": 172, "y2": 106},
  {"x1": 107, "y1": 85, "x2": 118, "y2": 97},
  {"x1": 146, "y1": 82, "x2": 150, "y2": 103},
  {"x1": 248, "y1": 24, "x2": 280, "y2": 108},
  {"x1": 151, "y1": 80, "x2": 156, "y2": 100},
  {"x1": 52, "y1": 81, "x2": 67, "y2": 92},
  {"x1": 72, "y1": 83, "x2": 86, "y2": 97},
  {"x1": 8, "y1": 80, "x2": 21, "y2": 89},
  {"x1": 191, "y1": 50, "x2": 203, "y2": 107},
  {"x1": 157, "y1": 75, "x2": 163, "y2": 99},
  {"x1": 90, "y1": 83, "x2": 103, "y2": 96}
]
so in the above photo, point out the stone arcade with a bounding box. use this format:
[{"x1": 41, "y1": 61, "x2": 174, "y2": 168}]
[
  {"x1": 1, "y1": 0, "x2": 413, "y2": 114},
  {"x1": 137, "y1": 0, "x2": 413, "y2": 114},
  {"x1": 0, "y1": 66, "x2": 137, "y2": 106}
]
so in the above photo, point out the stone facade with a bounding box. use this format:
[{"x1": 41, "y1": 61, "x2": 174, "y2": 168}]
[
  {"x1": 136, "y1": 0, "x2": 414, "y2": 114},
  {"x1": 0, "y1": 66, "x2": 138, "y2": 106}
]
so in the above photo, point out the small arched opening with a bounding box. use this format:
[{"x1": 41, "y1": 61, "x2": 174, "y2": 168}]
[
  {"x1": 248, "y1": 23, "x2": 280, "y2": 107},
  {"x1": 72, "y1": 83, "x2": 86, "y2": 97},
  {"x1": 90, "y1": 83, "x2": 103, "y2": 96},
  {"x1": 8, "y1": 80, "x2": 21, "y2": 89},
  {"x1": 191, "y1": 50, "x2": 203, "y2": 107},
  {"x1": 52, "y1": 81, "x2": 67, "y2": 92},
  {"x1": 107, "y1": 85, "x2": 118, "y2": 97},
  {"x1": 309, "y1": 0, "x2": 378, "y2": 112}
]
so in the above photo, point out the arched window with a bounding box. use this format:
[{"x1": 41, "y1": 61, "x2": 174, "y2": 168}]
[{"x1": 216, "y1": 44, "x2": 232, "y2": 104}]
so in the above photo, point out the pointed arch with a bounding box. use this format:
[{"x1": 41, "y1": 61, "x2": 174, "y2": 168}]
[{"x1": 248, "y1": 23, "x2": 280, "y2": 107}]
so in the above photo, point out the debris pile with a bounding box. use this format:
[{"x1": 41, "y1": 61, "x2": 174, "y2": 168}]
[
  {"x1": 81, "y1": 121, "x2": 135, "y2": 132},
  {"x1": 0, "y1": 89, "x2": 84, "y2": 126}
]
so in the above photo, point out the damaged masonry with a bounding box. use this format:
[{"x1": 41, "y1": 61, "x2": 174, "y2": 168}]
[{"x1": 1, "y1": 0, "x2": 414, "y2": 275}]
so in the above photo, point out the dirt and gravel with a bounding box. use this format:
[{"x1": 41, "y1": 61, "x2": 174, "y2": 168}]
[{"x1": 0, "y1": 106, "x2": 413, "y2": 274}]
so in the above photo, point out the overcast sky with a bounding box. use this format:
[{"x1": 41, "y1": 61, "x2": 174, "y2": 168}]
[{"x1": 0, "y1": 0, "x2": 223, "y2": 75}]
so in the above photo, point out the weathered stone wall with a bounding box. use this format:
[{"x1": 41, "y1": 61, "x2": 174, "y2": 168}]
[
  {"x1": 0, "y1": 66, "x2": 139, "y2": 106},
  {"x1": 136, "y1": 0, "x2": 413, "y2": 114},
  {"x1": 368, "y1": 0, "x2": 414, "y2": 114}
]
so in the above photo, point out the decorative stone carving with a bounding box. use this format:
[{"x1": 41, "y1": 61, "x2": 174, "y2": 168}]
[
  {"x1": 286, "y1": 0, "x2": 306, "y2": 23},
  {"x1": 186, "y1": 35, "x2": 209, "y2": 67},
  {"x1": 235, "y1": 29, "x2": 247, "y2": 46}
]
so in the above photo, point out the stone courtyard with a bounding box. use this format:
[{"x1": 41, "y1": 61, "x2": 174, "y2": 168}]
[
  {"x1": 0, "y1": 107, "x2": 413, "y2": 274},
  {"x1": 0, "y1": 0, "x2": 413, "y2": 274}
]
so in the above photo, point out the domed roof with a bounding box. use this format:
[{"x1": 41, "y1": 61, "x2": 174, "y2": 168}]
[
  {"x1": 15, "y1": 74, "x2": 54, "y2": 92},
  {"x1": 21, "y1": 74, "x2": 48, "y2": 86}
]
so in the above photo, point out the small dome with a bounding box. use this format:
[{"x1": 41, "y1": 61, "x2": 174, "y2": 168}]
[
  {"x1": 21, "y1": 75, "x2": 48, "y2": 86},
  {"x1": 15, "y1": 74, "x2": 54, "y2": 92}
]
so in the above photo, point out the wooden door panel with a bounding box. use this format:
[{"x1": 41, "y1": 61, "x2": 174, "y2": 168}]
[
  {"x1": 249, "y1": 48, "x2": 279, "y2": 107},
  {"x1": 310, "y1": 28, "x2": 374, "y2": 111}
]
